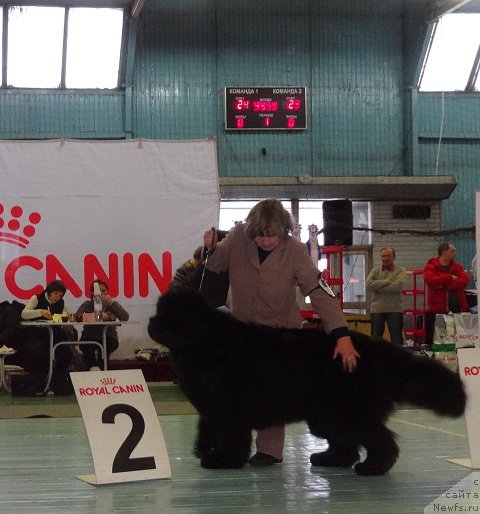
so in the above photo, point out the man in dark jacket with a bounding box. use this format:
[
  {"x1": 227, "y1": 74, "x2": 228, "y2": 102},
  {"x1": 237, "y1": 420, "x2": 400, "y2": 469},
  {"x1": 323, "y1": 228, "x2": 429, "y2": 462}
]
[
  {"x1": 0, "y1": 300, "x2": 30, "y2": 367},
  {"x1": 424, "y1": 242, "x2": 469, "y2": 346},
  {"x1": 172, "y1": 230, "x2": 230, "y2": 309},
  {"x1": 0, "y1": 300, "x2": 23, "y2": 344}
]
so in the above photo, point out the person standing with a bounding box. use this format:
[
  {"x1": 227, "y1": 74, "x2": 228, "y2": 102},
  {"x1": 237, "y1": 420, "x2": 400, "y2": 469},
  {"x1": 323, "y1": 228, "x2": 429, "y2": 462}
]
[
  {"x1": 366, "y1": 247, "x2": 406, "y2": 345},
  {"x1": 203, "y1": 199, "x2": 359, "y2": 467},
  {"x1": 424, "y1": 242, "x2": 469, "y2": 346}
]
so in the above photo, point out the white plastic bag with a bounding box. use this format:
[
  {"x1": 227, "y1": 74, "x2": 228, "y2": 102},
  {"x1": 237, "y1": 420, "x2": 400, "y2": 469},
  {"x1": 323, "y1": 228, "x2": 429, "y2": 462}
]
[{"x1": 454, "y1": 313, "x2": 479, "y2": 348}]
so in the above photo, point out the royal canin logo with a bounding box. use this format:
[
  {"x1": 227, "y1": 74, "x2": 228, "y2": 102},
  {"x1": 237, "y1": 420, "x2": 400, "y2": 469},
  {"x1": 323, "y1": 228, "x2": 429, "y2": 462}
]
[
  {"x1": 464, "y1": 367, "x2": 480, "y2": 376},
  {"x1": 79, "y1": 378, "x2": 145, "y2": 396},
  {"x1": 0, "y1": 203, "x2": 41, "y2": 248},
  {"x1": 0, "y1": 202, "x2": 173, "y2": 300}
]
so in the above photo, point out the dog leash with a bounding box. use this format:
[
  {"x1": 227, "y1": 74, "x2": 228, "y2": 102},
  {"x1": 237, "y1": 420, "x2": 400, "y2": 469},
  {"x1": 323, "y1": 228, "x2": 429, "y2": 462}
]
[{"x1": 199, "y1": 227, "x2": 216, "y2": 292}]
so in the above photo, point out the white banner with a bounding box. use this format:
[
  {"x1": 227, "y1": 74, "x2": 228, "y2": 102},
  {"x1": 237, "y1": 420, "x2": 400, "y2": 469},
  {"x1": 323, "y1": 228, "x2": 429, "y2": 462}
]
[{"x1": 0, "y1": 138, "x2": 219, "y2": 357}]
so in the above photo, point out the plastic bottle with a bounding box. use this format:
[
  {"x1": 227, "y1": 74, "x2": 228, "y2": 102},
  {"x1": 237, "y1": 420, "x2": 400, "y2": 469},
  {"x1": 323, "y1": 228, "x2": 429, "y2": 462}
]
[
  {"x1": 93, "y1": 282, "x2": 102, "y2": 322},
  {"x1": 445, "y1": 315, "x2": 455, "y2": 338}
]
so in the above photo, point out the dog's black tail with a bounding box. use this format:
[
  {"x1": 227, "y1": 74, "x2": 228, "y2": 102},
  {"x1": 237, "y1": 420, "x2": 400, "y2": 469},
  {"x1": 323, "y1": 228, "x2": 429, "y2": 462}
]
[{"x1": 354, "y1": 334, "x2": 466, "y2": 418}]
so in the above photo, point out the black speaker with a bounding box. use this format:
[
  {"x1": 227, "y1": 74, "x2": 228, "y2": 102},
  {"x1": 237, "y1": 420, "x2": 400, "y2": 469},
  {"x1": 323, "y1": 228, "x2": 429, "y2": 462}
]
[
  {"x1": 322, "y1": 200, "x2": 353, "y2": 246},
  {"x1": 392, "y1": 205, "x2": 431, "y2": 219}
]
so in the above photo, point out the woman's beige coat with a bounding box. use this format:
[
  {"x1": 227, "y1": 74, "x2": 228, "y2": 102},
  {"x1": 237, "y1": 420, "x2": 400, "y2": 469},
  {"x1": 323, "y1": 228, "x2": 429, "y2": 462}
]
[{"x1": 206, "y1": 223, "x2": 347, "y2": 332}]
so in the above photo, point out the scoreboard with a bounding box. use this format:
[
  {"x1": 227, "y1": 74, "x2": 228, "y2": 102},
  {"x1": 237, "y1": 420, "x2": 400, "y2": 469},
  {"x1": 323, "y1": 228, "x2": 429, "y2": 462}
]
[{"x1": 224, "y1": 87, "x2": 307, "y2": 131}]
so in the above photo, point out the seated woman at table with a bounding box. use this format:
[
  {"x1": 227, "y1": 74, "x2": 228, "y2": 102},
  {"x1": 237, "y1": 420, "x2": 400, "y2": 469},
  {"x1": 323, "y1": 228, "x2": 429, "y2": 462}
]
[
  {"x1": 75, "y1": 279, "x2": 129, "y2": 371},
  {"x1": 21, "y1": 279, "x2": 73, "y2": 382}
]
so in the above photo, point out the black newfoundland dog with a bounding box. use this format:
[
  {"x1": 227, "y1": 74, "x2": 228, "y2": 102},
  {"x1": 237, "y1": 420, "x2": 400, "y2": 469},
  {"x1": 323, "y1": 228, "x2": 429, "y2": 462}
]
[{"x1": 148, "y1": 286, "x2": 466, "y2": 476}]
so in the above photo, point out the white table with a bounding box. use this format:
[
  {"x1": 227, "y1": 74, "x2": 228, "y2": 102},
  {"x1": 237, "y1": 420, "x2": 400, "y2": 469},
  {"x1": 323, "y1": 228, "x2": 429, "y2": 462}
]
[{"x1": 21, "y1": 321, "x2": 121, "y2": 393}]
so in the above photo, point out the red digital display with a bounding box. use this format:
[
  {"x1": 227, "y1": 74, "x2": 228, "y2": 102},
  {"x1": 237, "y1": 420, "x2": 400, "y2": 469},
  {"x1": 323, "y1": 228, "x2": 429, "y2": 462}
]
[
  {"x1": 287, "y1": 117, "x2": 296, "y2": 129},
  {"x1": 225, "y1": 87, "x2": 307, "y2": 130},
  {"x1": 286, "y1": 99, "x2": 301, "y2": 110},
  {"x1": 234, "y1": 99, "x2": 250, "y2": 111},
  {"x1": 253, "y1": 101, "x2": 278, "y2": 112}
]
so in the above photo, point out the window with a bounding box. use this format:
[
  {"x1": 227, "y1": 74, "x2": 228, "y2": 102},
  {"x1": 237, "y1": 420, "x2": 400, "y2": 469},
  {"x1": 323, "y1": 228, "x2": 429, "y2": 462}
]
[
  {"x1": 219, "y1": 200, "x2": 261, "y2": 230},
  {"x1": 7, "y1": 6, "x2": 64, "y2": 88},
  {"x1": 65, "y1": 8, "x2": 124, "y2": 89},
  {"x1": 419, "y1": 13, "x2": 480, "y2": 92},
  {"x1": 219, "y1": 200, "x2": 370, "y2": 245},
  {"x1": 3, "y1": 5, "x2": 124, "y2": 89}
]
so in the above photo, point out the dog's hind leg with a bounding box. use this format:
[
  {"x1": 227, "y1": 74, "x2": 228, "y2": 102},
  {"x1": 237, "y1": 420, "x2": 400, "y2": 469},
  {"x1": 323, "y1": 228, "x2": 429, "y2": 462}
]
[
  {"x1": 310, "y1": 437, "x2": 360, "y2": 468},
  {"x1": 354, "y1": 422, "x2": 399, "y2": 476},
  {"x1": 308, "y1": 417, "x2": 360, "y2": 468},
  {"x1": 200, "y1": 426, "x2": 252, "y2": 469}
]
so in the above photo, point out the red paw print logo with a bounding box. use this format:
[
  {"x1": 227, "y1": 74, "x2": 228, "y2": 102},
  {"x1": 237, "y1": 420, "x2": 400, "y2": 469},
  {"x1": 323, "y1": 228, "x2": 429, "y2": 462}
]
[{"x1": 0, "y1": 203, "x2": 42, "y2": 248}]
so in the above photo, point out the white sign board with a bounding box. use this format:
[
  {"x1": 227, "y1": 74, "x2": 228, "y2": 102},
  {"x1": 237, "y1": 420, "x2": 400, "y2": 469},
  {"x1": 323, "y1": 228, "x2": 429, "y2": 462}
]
[
  {"x1": 452, "y1": 348, "x2": 480, "y2": 469},
  {"x1": 71, "y1": 369, "x2": 171, "y2": 484}
]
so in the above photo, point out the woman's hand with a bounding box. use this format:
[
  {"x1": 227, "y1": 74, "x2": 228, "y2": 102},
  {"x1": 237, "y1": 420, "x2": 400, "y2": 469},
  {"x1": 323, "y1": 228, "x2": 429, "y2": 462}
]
[
  {"x1": 333, "y1": 336, "x2": 360, "y2": 372},
  {"x1": 42, "y1": 309, "x2": 52, "y2": 320},
  {"x1": 203, "y1": 228, "x2": 217, "y2": 249},
  {"x1": 103, "y1": 294, "x2": 113, "y2": 305}
]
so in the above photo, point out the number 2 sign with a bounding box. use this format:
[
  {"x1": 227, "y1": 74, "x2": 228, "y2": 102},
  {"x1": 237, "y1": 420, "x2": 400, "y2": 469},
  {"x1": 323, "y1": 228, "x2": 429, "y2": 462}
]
[{"x1": 71, "y1": 369, "x2": 171, "y2": 485}]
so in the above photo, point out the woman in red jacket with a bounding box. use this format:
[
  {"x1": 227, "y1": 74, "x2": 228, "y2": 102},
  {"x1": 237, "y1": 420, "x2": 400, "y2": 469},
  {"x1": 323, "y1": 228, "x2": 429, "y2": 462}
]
[{"x1": 424, "y1": 243, "x2": 469, "y2": 346}]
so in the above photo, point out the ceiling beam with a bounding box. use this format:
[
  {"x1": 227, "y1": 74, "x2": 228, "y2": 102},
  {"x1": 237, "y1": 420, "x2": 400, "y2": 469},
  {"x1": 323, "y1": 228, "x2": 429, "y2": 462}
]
[
  {"x1": 0, "y1": 0, "x2": 131, "y2": 6},
  {"x1": 431, "y1": 0, "x2": 473, "y2": 19},
  {"x1": 131, "y1": 0, "x2": 145, "y2": 18},
  {"x1": 219, "y1": 176, "x2": 457, "y2": 201}
]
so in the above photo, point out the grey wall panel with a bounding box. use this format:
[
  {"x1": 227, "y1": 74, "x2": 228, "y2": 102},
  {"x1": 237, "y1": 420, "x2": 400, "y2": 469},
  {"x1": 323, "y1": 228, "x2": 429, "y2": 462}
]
[
  {"x1": 133, "y1": 0, "x2": 218, "y2": 140},
  {"x1": 416, "y1": 95, "x2": 480, "y2": 264},
  {"x1": 312, "y1": 1, "x2": 404, "y2": 176},
  {"x1": 0, "y1": 91, "x2": 125, "y2": 139},
  {"x1": 418, "y1": 94, "x2": 480, "y2": 138},
  {"x1": 418, "y1": 138, "x2": 480, "y2": 265}
]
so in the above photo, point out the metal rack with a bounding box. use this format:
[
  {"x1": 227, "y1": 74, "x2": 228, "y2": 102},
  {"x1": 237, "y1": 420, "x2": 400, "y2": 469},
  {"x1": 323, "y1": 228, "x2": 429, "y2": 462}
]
[
  {"x1": 319, "y1": 245, "x2": 344, "y2": 309},
  {"x1": 402, "y1": 270, "x2": 426, "y2": 346}
]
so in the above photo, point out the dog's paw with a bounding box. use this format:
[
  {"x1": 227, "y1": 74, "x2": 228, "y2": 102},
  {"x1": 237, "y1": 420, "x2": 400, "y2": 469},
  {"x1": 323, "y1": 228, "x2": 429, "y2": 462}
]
[
  {"x1": 310, "y1": 448, "x2": 359, "y2": 468},
  {"x1": 354, "y1": 460, "x2": 390, "y2": 476},
  {"x1": 200, "y1": 451, "x2": 246, "y2": 469},
  {"x1": 193, "y1": 446, "x2": 207, "y2": 459}
]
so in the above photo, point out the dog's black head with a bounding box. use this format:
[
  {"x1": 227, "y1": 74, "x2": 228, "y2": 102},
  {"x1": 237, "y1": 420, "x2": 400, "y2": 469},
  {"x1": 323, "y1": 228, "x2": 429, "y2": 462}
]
[{"x1": 148, "y1": 286, "x2": 212, "y2": 350}]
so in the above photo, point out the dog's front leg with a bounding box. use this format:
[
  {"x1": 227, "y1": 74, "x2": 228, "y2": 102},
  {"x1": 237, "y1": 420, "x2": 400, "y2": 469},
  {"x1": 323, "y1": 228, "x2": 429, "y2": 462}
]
[{"x1": 200, "y1": 426, "x2": 252, "y2": 469}]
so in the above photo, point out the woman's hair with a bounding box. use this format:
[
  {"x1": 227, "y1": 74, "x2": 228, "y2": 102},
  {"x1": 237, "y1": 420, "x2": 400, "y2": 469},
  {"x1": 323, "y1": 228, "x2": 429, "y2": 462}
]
[
  {"x1": 44, "y1": 279, "x2": 67, "y2": 295},
  {"x1": 244, "y1": 199, "x2": 294, "y2": 239}
]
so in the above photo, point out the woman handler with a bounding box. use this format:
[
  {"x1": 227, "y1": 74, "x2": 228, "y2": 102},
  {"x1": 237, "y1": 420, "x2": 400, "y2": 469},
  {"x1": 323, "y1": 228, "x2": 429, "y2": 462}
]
[{"x1": 203, "y1": 199, "x2": 359, "y2": 467}]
